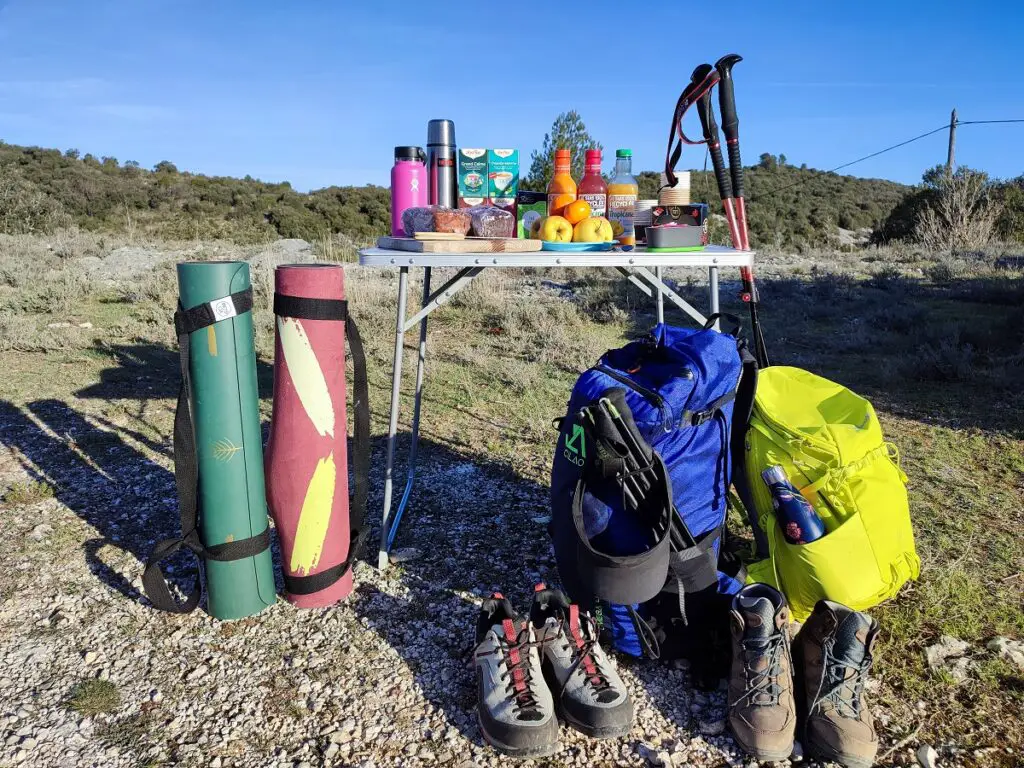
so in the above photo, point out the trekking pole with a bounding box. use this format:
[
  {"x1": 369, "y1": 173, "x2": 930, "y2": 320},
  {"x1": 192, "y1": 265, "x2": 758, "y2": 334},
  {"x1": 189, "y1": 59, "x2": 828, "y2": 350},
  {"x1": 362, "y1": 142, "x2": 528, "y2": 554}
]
[
  {"x1": 714, "y1": 54, "x2": 770, "y2": 367},
  {"x1": 714, "y1": 54, "x2": 749, "y2": 251},
  {"x1": 689, "y1": 63, "x2": 743, "y2": 251}
]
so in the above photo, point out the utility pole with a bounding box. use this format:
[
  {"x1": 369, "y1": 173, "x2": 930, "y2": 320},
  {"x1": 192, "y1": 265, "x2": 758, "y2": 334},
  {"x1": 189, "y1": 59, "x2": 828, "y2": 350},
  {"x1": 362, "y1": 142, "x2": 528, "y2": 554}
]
[{"x1": 946, "y1": 108, "x2": 958, "y2": 172}]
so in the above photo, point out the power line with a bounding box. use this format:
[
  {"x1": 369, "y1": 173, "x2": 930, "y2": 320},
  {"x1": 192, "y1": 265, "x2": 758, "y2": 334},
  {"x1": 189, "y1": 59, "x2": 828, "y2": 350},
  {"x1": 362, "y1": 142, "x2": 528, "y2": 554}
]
[
  {"x1": 959, "y1": 118, "x2": 1024, "y2": 126},
  {"x1": 747, "y1": 116, "x2": 1024, "y2": 200},
  {"x1": 752, "y1": 123, "x2": 950, "y2": 199}
]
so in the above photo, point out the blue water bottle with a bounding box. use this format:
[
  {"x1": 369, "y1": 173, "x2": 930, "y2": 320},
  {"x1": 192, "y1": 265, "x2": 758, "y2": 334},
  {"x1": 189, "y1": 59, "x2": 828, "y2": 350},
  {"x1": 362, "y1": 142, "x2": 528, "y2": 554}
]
[{"x1": 761, "y1": 465, "x2": 827, "y2": 544}]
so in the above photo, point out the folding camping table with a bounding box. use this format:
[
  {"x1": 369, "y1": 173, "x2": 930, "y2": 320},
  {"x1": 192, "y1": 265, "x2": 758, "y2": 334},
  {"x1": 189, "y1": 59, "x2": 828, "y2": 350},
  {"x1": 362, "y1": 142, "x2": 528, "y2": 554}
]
[{"x1": 357, "y1": 245, "x2": 755, "y2": 569}]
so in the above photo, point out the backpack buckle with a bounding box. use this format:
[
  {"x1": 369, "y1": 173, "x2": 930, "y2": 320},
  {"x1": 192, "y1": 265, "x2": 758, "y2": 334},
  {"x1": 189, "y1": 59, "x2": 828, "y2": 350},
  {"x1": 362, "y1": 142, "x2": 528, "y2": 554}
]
[{"x1": 687, "y1": 409, "x2": 714, "y2": 427}]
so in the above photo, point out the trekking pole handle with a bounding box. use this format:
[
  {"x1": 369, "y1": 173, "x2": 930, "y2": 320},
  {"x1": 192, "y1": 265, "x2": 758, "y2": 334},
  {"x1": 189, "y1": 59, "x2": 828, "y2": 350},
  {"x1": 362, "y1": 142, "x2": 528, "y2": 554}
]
[
  {"x1": 715, "y1": 53, "x2": 744, "y2": 200},
  {"x1": 689, "y1": 64, "x2": 732, "y2": 202}
]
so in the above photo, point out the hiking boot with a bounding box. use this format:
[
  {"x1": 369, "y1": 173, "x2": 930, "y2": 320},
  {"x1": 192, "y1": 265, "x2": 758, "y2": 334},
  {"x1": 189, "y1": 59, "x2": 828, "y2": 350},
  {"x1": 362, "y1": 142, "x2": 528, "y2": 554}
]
[
  {"x1": 473, "y1": 593, "x2": 558, "y2": 758},
  {"x1": 727, "y1": 583, "x2": 797, "y2": 762},
  {"x1": 793, "y1": 600, "x2": 879, "y2": 768},
  {"x1": 530, "y1": 585, "x2": 634, "y2": 739}
]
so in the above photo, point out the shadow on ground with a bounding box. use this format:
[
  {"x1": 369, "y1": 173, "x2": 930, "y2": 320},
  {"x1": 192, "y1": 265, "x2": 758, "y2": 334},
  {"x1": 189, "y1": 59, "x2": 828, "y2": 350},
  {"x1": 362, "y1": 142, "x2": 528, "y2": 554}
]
[
  {"x1": 0, "y1": 398, "x2": 177, "y2": 603},
  {"x1": 74, "y1": 340, "x2": 275, "y2": 401}
]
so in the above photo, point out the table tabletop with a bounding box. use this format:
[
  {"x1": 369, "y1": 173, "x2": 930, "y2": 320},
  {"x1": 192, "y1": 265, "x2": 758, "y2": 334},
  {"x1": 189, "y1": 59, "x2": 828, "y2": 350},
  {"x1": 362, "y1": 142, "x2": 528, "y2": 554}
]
[{"x1": 358, "y1": 244, "x2": 754, "y2": 269}]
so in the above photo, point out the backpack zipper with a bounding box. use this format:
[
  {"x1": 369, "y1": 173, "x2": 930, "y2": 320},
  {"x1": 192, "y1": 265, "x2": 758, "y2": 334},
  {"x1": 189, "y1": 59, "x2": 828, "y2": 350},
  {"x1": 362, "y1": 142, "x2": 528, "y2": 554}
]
[{"x1": 595, "y1": 365, "x2": 674, "y2": 431}]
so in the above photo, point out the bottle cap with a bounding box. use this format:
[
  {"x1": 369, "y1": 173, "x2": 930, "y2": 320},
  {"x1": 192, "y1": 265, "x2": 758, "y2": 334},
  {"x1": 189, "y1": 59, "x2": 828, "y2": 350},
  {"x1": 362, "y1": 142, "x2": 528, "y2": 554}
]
[
  {"x1": 394, "y1": 146, "x2": 424, "y2": 162},
  {"x1": 585, "y1": 149, "x2": 602, "y2": 166},
  {"x1": 616, "y1": 149, "x2": 632, "y2": 158},
  {"x1": 761, "y1": 465, "x2": 787, "y2": 485},
  {"x1": 426, "y1": 119, "x2": 456, "y2": 147}
]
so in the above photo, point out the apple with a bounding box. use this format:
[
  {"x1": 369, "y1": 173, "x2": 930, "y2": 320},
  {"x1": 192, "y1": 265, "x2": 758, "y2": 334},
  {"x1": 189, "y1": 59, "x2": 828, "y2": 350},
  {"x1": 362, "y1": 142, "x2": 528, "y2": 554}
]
[
  {"x1": 573, "y1": 216, "x2": 614, "y2": 243},
  {"x1": 540, "y1": 215, "x2": 573, "y2": 243}
]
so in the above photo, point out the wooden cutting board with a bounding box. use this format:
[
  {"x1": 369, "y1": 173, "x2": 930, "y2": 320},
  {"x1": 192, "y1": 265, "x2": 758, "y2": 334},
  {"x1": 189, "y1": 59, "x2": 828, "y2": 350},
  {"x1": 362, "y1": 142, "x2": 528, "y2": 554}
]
[
  {"x1": 413, "y1": 232, "x2": 466, "y2": 241},
  {"x1": 377, "y1": 236, "x2": 542, "y2": 253}
]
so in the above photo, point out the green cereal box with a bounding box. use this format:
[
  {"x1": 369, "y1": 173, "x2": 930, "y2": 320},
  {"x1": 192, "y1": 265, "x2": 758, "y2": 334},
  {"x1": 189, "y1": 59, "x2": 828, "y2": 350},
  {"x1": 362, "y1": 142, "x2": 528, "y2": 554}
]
[
  {"x1": 458, "y1": 148, "x2": 488, "y2": 208},
  {"x1": 487, "y1": 149, "x2": 519, "y2": 211},
  {"x1": 516, "y1": 190, "x2": 547, "y2": 239}
]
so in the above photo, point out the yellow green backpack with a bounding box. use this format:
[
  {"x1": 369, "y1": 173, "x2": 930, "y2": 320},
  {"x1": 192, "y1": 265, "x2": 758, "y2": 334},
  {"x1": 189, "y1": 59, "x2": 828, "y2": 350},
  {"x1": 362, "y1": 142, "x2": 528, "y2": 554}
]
[{"x1": 741, "y1": 366, "x2": 919, "y2": 620}]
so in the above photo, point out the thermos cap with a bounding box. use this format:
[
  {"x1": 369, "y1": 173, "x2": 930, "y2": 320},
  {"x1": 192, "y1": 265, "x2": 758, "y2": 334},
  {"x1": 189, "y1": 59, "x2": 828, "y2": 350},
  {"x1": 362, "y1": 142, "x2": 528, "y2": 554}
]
[
  {"x1": 427, "y1": 119, "x2": 456, "y2": 147},
  {"x1": 395, "y1": 146, "x2": 425, "y2": 162}
]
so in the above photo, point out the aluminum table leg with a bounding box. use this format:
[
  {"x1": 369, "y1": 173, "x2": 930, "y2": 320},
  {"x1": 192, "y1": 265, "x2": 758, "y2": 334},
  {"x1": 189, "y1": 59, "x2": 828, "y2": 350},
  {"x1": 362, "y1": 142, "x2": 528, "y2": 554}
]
[
  {"x1": 379, "y1": 267, "x2": 410, "y2": 569},
  {"x1": 386, "y1": 268, "x2": 431, "y2": 560}
]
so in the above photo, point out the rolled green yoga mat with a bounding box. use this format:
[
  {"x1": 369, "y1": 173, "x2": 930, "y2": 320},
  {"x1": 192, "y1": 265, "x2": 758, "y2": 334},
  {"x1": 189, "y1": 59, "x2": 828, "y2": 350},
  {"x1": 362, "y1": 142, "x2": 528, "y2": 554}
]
[
  {"x1": 177, "y1": 261, "x2": 276, "y2": 620},
  {"x1": 144, "y1": 261, "x2": 276, "y2": 620}
]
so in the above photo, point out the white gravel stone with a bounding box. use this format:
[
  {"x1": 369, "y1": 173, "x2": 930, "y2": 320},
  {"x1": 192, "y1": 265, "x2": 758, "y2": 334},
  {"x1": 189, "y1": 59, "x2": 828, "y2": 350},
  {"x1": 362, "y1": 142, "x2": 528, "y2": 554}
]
[
  {"x1": 987, "y1": 637, "x2": 1024, "y2": 671},
  {"x1": 917, "y1": 744, "x2": 939, "y2": 768}
]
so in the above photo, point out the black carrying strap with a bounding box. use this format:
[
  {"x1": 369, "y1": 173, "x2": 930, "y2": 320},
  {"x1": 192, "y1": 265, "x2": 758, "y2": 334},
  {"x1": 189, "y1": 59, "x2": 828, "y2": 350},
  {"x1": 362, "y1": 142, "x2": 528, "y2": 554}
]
[
  {"x1": 144, "y1": 287, "x2": 271, "y2": 614},
  {"x1": 273, "y1": 293, "x2": 371, "y2": 596}
]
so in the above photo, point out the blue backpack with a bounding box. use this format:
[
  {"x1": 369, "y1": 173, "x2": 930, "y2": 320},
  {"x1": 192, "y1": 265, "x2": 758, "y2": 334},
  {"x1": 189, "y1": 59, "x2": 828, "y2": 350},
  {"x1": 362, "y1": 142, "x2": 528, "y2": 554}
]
[{"x1": 549, "y1": 320, "x2": 756, "y2": 672}]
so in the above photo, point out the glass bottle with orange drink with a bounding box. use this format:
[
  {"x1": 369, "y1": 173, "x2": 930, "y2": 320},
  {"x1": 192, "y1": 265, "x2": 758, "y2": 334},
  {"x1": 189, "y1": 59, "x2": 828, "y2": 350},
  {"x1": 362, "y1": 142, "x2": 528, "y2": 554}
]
[
  {"x1": 547, "y1": 148, "x2": 577, "y2": 216},
  {"x1": 607, "y1": 149, "x2": 638, "y2": 248}
]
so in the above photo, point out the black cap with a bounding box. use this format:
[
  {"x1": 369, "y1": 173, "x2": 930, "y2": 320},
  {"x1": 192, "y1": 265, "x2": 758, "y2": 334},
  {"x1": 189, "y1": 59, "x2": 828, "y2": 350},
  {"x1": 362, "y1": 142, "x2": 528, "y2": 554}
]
[{"x1": 395, "y1": 146, "x2": 424, "y2": 161}]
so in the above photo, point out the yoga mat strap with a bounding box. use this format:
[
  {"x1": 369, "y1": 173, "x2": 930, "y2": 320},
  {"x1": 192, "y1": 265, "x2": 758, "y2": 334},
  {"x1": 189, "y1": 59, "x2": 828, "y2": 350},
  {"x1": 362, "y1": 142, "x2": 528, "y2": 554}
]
[
  {"x1": 273, "y1": 292, "x2": 371, "y2": 592},
  {"x1": 144, "y1": 287, "x2": 270, "y2": 614},
  {"x1": 273, "y1": 294, "x2": 347, "y2": 322},
  {"x1": 175, "y1": 289, "x2": 254, "y2": 337}
]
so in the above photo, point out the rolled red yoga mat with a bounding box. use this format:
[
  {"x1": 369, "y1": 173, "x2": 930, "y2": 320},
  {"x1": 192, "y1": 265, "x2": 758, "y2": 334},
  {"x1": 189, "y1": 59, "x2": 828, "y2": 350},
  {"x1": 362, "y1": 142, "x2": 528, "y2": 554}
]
[{"x1": 265, "y1": 263, "x2": 369, "y2": 607}]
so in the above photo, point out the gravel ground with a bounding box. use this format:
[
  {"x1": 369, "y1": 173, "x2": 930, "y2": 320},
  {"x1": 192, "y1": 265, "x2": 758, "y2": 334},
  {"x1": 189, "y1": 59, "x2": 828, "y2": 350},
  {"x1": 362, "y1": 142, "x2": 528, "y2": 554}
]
[{"x1": 0, "y1": 396, "x2": 798, "y2": 768}]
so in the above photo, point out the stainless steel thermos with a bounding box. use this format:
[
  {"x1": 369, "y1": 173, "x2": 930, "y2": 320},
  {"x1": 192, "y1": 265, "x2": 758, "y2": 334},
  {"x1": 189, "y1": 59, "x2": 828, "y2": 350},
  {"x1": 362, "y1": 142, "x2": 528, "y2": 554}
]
[{"x1": 426, "y1": 119, "x2": 457, "y2": 208}]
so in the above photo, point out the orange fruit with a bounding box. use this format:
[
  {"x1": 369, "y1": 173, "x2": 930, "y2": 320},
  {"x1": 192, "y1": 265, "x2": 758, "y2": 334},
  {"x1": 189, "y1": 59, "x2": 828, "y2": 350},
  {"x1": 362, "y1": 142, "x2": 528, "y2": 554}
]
[
  {"x1": 563, "y1": 199, "x2": 592, "y2": 225},
  {"x1": 549, "y1": 193, "x2": 576, "y2": 217}
]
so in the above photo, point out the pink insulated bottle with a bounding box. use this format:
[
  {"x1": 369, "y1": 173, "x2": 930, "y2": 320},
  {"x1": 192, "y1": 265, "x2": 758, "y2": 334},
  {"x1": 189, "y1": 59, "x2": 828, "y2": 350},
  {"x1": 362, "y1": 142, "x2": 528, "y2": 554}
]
[{"x1": 391, "y1": 146, "x2": 427, "y2": 236}]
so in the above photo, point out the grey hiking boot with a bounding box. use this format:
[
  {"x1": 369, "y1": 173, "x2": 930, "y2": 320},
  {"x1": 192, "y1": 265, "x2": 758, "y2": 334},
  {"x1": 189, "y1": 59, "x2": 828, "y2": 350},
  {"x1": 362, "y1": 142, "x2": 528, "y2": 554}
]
[
  {"x1": 529, "y1": 585, "x2": 634, "y2": 739},
  {"x1": 474, "y1": 593, "x2": 558, "y2": 758},
  {"x1": 793, "y1": 600, "x2": 880, "y2": 768},
  {"x1": 728, "y1": 583, "x2": 797, "y2": 762}
]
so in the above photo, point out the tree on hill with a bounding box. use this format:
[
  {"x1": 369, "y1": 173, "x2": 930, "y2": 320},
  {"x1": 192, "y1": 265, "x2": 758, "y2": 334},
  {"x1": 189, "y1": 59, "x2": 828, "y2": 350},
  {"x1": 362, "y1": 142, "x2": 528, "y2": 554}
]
[{"x1": 524, "y1": 111, "x2": 602, "y2": 191}]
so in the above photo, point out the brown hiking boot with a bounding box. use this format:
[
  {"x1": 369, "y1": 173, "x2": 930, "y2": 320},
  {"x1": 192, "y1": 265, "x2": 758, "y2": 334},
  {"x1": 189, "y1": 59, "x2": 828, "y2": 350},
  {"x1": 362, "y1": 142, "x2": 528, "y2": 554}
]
[
  {"x1": 727, "y1": 584, "x2": 796, "y2": 762},
  {"x1": 793, "y1": 600, "x2": 880, "y2": 768}
]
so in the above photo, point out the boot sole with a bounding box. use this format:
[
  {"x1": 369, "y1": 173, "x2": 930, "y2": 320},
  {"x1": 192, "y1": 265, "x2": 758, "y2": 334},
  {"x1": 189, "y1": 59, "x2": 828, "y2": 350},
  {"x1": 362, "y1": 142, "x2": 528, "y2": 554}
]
[
  {"x1": 729, "y1": 727, "x2": 794, "y2": 763},
  {"x1": 476, "y1": 711, "x2": 557, "y2": 758},
  {"x1": 806, "y1": 734, "x2": 875, "y2": 768},
  {"x1": 560, "y1": 707, "x2": 632, "y2": 740}
]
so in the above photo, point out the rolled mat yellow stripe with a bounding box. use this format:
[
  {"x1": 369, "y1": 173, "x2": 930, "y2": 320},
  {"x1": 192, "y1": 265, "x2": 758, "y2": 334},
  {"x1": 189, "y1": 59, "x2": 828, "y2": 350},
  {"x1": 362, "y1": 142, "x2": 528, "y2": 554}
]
[
  {"x1": 289, "y1": 452, "x2": 336, "y2": 574},
  {"x1": 277, "y1": 316, "x2": 335, "y2": 438}
]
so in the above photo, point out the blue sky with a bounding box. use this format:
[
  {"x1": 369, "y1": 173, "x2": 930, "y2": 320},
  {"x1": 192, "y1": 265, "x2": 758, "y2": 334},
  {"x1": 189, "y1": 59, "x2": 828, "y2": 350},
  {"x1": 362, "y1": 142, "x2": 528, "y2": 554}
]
[{"x1": 1, "y1": 0, "x2": 1022, "y2": 191}]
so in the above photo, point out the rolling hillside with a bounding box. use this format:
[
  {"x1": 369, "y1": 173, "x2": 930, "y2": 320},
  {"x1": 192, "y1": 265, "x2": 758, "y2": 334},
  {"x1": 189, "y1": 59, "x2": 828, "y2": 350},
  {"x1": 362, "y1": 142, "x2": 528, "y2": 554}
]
[{"x1": 0, "y1": 140, "x2": 911, "y2": 248}]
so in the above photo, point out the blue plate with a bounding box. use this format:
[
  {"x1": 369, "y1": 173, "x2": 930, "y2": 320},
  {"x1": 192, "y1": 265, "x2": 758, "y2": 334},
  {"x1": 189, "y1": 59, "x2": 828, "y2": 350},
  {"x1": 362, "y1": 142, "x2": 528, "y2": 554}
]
[{"x1": 541, "y1": 241, "x2": 616, "y2": 252}]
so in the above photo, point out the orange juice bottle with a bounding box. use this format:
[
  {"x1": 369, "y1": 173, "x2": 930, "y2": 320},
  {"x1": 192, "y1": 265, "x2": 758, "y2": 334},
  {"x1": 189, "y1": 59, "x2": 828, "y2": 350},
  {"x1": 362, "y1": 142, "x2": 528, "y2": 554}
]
[
  {"x1": 607, "y1": 149, "x2": 638, "y2": 248},
  {"x1": 547, "y1": 148, "x2": 577, "y2": 216}
]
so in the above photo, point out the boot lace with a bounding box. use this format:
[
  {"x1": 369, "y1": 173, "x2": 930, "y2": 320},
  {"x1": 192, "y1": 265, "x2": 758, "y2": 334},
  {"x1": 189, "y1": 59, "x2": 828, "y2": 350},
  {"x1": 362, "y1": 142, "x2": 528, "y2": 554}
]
[
  {"x1": 552, "y1": 613, "x2": 613, "y2": 695},
  {"x1": 818, "y1": 639, "x2": 871, "y2": 719},
  {"x1": 735, "y1": 634, "x2": 785, "y2": 707},
  {"x1": 476, "y1": 625, "x2": 542, "y2": 715}
]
